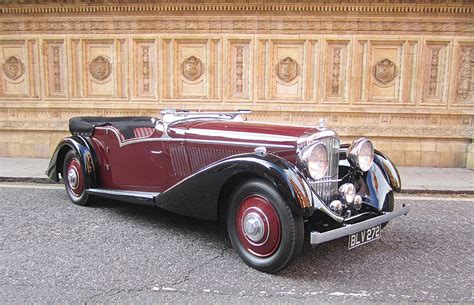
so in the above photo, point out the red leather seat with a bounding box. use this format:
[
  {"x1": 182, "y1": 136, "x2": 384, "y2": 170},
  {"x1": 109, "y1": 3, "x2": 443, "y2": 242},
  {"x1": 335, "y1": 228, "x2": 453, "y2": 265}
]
[{"x1": 133, "y1": 127, "x2": 154, "y2": 138}]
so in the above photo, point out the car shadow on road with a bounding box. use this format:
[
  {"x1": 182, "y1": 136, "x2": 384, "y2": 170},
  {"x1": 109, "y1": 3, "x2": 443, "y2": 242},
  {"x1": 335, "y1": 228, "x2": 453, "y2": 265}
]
[
  {"x1": 82, "y1": 195, "x2": 402, "y2": 279},
  {"x1": 85, "y1": 195, "x2": 234, "y2": 249}
]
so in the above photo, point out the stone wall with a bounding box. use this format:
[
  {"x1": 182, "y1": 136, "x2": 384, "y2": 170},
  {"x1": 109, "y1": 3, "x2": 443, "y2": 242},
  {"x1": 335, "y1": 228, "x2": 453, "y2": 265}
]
[{"x1": 0, "y1": 1, "x2": 473, "y2": 167}]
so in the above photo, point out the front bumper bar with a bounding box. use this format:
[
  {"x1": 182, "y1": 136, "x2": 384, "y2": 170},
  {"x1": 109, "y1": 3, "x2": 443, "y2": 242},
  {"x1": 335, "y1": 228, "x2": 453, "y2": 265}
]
[{"x1": 310, "y1": 204, "x2": 410, "y2": 246}]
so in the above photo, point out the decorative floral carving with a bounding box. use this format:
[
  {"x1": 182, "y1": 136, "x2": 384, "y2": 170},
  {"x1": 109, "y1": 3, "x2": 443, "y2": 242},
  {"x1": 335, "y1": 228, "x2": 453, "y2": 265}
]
[
  {"x1": 332, "y1": 49, "x2": 341, "y2": 94},
  {"x1": 456, "y1": 47, "x2": 473, "y2": 102},
  {"x1": 142, "y1": 47, "x2": 150, "y2": 92},
  {"x1": 428, "y1": 49, "x2": 440, "y2": 96},
  {"x1": 89, "y1": 55, "x2": 112, "y2": 81},
  {"x1": 2, "y1": 56, "x2": 24, "y2": 80},
  {"x1": 235, "y1": 47, "x2": 244, "y2": 93},
  {"x1": 53, "y1": 47, "x2": 61, "y2": 92},
  {"x1": 372, "y1": 58, "x2": 398, "y2": 85},
  {"x1": 275, "y1": 57, "x2": 300, "y2": 83},
  {"x1": 181, "y1": 56, "x2": 203, "y2": 81}
]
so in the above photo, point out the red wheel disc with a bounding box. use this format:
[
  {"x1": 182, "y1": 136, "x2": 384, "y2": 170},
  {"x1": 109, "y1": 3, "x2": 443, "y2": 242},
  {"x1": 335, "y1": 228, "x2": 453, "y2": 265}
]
[
  {"x1": 66, "y1": 158, "x2": 85, "y2": 197},
  {"x1": 236, "y1": 195, "x2": 281, "y2": 258}
]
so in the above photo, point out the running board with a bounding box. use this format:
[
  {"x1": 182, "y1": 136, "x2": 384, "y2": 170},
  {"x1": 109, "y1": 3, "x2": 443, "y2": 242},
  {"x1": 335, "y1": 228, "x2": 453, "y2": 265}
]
[{"x1": 87, "y1": 188, "x2": 159, "y2": 206}]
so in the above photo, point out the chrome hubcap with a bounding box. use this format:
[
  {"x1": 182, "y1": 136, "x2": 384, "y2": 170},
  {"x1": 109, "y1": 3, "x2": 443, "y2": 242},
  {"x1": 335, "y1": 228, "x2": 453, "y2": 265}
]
[
  {"x1": 67, "y1": 168, "x2": 78, "y2": 189},
  {"x1": 243, "y1": 212, "x2": 265, "y2": 242}
]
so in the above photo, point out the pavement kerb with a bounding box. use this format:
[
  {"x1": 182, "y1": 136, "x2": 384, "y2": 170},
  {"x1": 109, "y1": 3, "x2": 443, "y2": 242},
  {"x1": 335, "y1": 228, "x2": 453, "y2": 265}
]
[{"x1": 1, "y1": 176, "x2": 473, "y2": 195}]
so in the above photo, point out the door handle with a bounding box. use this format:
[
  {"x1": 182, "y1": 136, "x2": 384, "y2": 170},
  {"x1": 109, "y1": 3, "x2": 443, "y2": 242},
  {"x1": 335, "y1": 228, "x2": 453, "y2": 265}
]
[{"x1": 151, "y1": 150, "x2": 163, "y2": 155}]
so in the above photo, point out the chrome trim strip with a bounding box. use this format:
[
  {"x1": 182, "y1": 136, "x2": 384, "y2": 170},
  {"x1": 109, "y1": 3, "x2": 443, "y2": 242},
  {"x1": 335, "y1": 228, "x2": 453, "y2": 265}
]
[
  {"x1": 186, "y1": 138, "x2": 294, "y2": 149},
  {"x1": 310, "y1": 204, "x2": 410, "y2": 245},
  {"x1": 307, "y1": 178, "x2": 342, "y2": 185},
  {"x1": 87, "y1": 188, "x2": 159, "y2": 205},
  {"x1": 187, "y1": 128, "x2": 297, "y2": 142},
  {"x1": 95, "y1": 126, "x2": 183, "y2": 147},
  {"x1": 297, "y1": 130, "x2": 338, "y2": 152},
  {"x1": 88, "y1": 188, "x2": 158, "y2": 198},
  {"x1": 96, "y1": 126, "x2": 295, "y2": 149},
  {"x1": 343, "y1": 212, "x2": 377, "y2": 222}
]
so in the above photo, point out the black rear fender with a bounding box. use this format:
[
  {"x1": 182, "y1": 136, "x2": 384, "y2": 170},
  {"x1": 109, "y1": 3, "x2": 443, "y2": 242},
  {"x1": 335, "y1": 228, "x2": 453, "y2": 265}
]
[{"x1": 46, "y1": 136, "x2": 97, "y2": 188}]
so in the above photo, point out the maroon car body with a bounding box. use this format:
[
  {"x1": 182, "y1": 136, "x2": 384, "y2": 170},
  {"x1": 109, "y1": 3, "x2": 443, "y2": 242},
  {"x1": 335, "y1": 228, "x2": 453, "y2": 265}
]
[{"x1": 47, "y1": 110, "x2": 409, "y2": 273}]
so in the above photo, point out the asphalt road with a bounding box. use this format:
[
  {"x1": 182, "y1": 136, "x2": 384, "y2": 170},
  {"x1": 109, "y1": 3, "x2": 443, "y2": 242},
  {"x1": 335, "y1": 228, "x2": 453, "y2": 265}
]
[{"x1": 0, "y1": 184, "x2": 473, "y2": 303}]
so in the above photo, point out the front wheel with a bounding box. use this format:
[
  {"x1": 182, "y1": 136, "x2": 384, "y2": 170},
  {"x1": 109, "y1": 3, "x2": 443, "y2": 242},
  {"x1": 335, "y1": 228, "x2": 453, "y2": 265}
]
[
  {"x1": 227, "y1": 179, "x2": 304, "y2": 273},
  {"x1": 63, "y1": 150, "x2": 91, "y2": 206}
]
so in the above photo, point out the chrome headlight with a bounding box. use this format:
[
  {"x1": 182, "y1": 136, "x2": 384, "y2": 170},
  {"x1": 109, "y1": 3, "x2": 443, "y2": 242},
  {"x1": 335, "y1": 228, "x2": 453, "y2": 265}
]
[
  {"x1": 300, "y1": 142, "x2": 329, "y2": 180},
  {"x1": 347, "y1": 138, "x2": 374, "y2": 172}
]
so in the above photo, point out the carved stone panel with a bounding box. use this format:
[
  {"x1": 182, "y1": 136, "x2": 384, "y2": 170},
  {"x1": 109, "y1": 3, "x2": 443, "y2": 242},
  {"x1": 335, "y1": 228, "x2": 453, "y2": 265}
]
[
  {"x1": 0, "y1": 40, "x2": 28, "y2": 98},
  {"x1": 79, "y1": 39, "x2": 127, "y2": 99},
  {"x1": 43, "y1": 40, "x2": 67, "y2": 98},
  {"x1": 421, "y1": 41, "x2": 450, "y2": 105},
  {"x1": 174, "y1": 39, "x2": 209, "y2": 99},
  {"x1": 373, "y1": 58, "x2": 398, "y2": 86},
  {"x1": 367, "y1": 41, "x2": 404, "y2": 103},
  {"x1": 227, "y1": 40, "x2": 251, "y2": 100},
  {"x1": 3, "y1": 56, "x2": 24, "y2": 81},
  {"x1": 89, "y1": 56, "x2": 112, "y2": 81},
  {"x1": 133, "y1": 39, "x2": 157, "y2": 100},
  {"x1": 454, "y1": 42, "x2": 474, "y2": 105},
  {"x1": 181, "y1": 56, "x2": 203, "y2": 81},
  {"x1": 270, "y1": 40, "x2": 304, "y2": 101},
  {"x1": 323, "y1": 40, "x2": 350, "y2": 103}
]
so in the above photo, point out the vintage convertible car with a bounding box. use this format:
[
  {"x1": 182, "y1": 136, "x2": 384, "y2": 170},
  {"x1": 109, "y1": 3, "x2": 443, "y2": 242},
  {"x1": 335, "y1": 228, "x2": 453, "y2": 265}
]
[{"x1": 47, "y1": 110, "x2": 409, "y2": 273}]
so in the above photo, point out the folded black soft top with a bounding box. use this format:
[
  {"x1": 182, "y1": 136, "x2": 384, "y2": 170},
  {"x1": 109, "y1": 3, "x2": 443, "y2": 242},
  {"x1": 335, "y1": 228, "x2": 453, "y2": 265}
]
[{"x1": 69, "y1": 116, "x2": 154, "y2": 139}]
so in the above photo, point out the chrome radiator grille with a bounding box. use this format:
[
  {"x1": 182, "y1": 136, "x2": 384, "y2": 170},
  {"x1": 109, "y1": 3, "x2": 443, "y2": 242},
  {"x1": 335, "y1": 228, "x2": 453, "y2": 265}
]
[{"x1": 310, "y1": 137, "x2": 340, "y2": 203}]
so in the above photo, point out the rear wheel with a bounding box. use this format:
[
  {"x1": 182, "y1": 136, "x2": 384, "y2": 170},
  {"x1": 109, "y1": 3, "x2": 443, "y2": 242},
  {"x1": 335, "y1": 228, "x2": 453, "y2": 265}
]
[
  {"x1": 227, "y1": 179, "x2": 304, "y2": 273},
  {"x1": 63, "y1": 150, "x2": 90, "y2": 206}
]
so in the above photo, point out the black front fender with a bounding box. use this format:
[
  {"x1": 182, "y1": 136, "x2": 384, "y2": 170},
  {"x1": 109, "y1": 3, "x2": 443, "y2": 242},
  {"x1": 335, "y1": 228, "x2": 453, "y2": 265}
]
[
  {"x1": 155, "y1": 153, "x2": 315, "y2": 221},
  {"x1": 46, "y1": 135, "x2": 97, "y2": 188},
  {"x1": 339, "y1": 146, "x2": 401, "y2": 211}
]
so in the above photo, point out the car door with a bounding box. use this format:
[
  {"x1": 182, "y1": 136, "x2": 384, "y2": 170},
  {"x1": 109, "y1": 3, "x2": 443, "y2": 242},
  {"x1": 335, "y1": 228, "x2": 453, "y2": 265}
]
[{"x1": 99, "y1": 127, "x2": 172, "y2": 192}]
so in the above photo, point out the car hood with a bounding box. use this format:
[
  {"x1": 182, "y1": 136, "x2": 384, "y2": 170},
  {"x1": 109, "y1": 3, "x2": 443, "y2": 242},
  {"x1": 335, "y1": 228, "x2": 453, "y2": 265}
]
[{"x1": 170, "y1": 119, "x2": 318, "y2": 149}]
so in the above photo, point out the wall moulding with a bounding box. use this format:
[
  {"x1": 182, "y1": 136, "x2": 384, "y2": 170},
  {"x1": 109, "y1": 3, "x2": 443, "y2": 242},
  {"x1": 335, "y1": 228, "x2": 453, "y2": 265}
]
[
  {"x1": 0, "y1": 18, "x2": 472, "y2": 35},
  {"x1": 420, "y1": 40, "x2": 451, "y2": 105},
  {"x1": 0, "y1": 3, "x2": 472, "y2": 16},
  {"x1": 42, "y1": 39, "x2": 68, "y2": 99},
  {"x1": 451, "y1": 41, "x2": 474, "y2": 106},
  {"x1": 132, "y1": 39, "x2": 158, "y2": 100}
]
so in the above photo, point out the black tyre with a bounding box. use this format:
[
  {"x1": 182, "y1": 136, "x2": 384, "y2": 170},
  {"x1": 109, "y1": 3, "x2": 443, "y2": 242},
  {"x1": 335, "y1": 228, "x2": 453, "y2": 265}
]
[
  {"x1": 381, "y1": 191, "x2": 395, "y2": 229},
  {"x1": 63, "y1": 150, "x2": 90, "y2": 206},
  {"x1": 227, "y1": 179, "x2": 304, "y2": 273}
]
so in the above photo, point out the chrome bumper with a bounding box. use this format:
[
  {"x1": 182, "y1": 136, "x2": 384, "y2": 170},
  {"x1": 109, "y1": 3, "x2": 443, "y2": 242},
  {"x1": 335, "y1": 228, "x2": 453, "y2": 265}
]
[{"x1": 310, "y1": 204, "x2": 410, "y2": 246}]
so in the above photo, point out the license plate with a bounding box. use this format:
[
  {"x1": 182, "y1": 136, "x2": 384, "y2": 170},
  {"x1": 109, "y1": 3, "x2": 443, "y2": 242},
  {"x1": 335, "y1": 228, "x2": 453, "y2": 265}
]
[{"x1": 348, "y1": 225, "x2": 381, "y2": 249}]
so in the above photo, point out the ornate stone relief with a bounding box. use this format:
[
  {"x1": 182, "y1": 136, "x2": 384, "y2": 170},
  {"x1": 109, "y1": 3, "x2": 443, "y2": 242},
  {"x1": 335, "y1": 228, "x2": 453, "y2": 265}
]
[
  {"x1": 2, "y1": 56, "x2": 24, "y2": 81},
  {"x1": 275, "y1": 57, "x2": 300, "y2": 83},
  {"x1": 428, "y1": 49, "x2": 440, "y2": 96},
  {"x1": 142, "y1": 47, "x2": 150, "y2": 92},
  {"x1": 181, "y1": 56, "x2": 203, "y2": 81},
  {"x1": 52, "y1": 47, "x2": 61, "y2": 92},
  {"x1": 235, "y1": 47, "x2": 244, "y2": 93},
  {"x1": 331, "y1": 49, "x2": 341, "y2": 94},
  {"x1": 372, "y1": 58, "x2": 398, "y2": 86},
  {"x1": 89, "y1": 55, "x2": 112, "y2": 81},
  {"x1": 456, "y1": 47, "x2": 473, "y2": 102}
]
